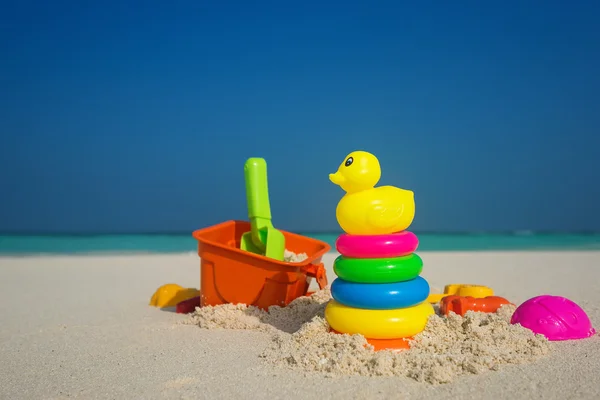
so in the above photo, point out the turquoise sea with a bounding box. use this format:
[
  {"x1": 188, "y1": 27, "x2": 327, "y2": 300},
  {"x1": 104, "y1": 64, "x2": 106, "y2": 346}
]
[{"x1": 0, "y1": 232, "x2": 599, "y2": 255}]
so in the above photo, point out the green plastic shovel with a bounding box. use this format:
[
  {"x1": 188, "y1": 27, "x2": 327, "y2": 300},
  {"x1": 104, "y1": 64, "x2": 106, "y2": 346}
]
[{"x1": 240, "y1": 157, "x2": 285, "y2": 261}]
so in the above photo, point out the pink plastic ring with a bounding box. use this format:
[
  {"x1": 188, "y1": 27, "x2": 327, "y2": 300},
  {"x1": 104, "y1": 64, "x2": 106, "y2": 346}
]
[{"x1": 335, "y1": 231, "x2": 419, "y2": 258}]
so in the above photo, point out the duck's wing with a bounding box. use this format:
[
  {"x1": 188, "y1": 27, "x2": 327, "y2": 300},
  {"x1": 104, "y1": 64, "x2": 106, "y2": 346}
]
[{"x1": 366, "y1": 202, "x2": 406, "y2": 229}]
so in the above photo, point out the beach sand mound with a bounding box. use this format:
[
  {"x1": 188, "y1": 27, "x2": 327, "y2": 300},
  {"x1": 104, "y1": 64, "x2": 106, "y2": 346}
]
[{"x1": 184, "y1": 290, "x2": 551, "y2": 384}]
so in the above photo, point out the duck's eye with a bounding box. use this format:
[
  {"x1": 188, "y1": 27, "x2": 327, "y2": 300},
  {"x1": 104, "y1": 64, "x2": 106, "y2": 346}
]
[{"x1": 345, "y1": 157, "x2": 353, "y2": 167}]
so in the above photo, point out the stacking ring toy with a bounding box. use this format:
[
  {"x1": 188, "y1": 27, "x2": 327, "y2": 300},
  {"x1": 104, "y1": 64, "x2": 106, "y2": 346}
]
[
  {"x1": 331, "y1": 276, "x2": 430, "y2": 309},
  {"x1": 325, "y1": 300, "x2": 434, "y2": 339},
  {"x1": 336, "y1": 231, "x2": 418, "y2": 258},
  {"x1": 333, "y1": 254, "x2": 423, "y2": 283}
]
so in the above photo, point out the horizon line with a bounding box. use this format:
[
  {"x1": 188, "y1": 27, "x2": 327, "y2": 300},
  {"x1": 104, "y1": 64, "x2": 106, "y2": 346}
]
[{"x1": 1, "y1": 230, "x2": 600, "y2": 236}]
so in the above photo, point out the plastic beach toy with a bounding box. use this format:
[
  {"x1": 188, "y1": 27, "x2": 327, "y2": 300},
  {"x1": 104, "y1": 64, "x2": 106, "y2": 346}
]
[
  {"x1": 325, "y1": 150, "x2": 432, "y2": 351},
  {"x1": 329, "y1": 151, "x2": 415, "y2": 235},
  {"x1": 331, "y1": 276, "x2": 430, "y2": 309},
  {"x1": 149, "y1": 284, "x2": 200, "y2": 308},
  {"x1": 333, "y1": 253, "x2": 423, "y2": 283},
  {"x1": 330, "y1": 329, "x2": 413, "y2": 351},
  {"x1": 176, "y1": 296, "x2": 201, "y2": 314},
  {"x1": 510, "y1": 295, "x2": 596, "y2": 341},
  {"x1": 154, "y1": 157, "x2": 332, "y2": 314},
  {"x1": 193, "y1": 220, "x2": 330, "y2": 310},
  {"x1": 325, "y1": 300, "x2": 435, "y2": 339},
  {"x1": 336, "y1": 231, "x2": 419, "y2": 258},
  {"x1": 440, "y1": 295, "x2": 512, "y2": 316},
  {"x1": 427, "y1": 283, "x2": 494, "y2": 304},
  {"x1": 240, "y1": 158, "x2": 285, "y2": 261}
]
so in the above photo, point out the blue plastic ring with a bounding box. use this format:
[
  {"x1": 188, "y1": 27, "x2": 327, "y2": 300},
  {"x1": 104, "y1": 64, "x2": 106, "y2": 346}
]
[{"x1": 330, "y1": 276, "x2": 430, "y2": 310}]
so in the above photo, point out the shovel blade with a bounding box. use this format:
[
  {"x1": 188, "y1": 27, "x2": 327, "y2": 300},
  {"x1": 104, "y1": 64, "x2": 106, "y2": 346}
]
[
  {"x1": 240, "y1": 228, "x2": 285, "y2": 261},
  {"x1": 264, "y1": 227, "x2": 285, "y2": 261},
  {"x1": 240, "y1": 231, "x2": 263, "y2": 254}
]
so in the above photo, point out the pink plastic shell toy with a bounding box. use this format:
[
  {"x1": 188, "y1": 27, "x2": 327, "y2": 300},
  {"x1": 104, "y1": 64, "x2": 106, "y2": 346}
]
[{"x1": 510, "y1": 295, "x2": 596, "y2": 341}]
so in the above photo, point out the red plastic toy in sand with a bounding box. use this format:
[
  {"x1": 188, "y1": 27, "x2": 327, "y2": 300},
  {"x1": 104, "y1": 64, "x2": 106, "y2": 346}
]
[{"x1": 176, "y1": 296, "x2": 201, "y2": 314}]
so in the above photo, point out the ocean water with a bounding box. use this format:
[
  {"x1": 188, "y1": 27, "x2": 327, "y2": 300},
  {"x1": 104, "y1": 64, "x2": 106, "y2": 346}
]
[{"x1": 0, "y1": 232, "x2": 599, "y2": 255}]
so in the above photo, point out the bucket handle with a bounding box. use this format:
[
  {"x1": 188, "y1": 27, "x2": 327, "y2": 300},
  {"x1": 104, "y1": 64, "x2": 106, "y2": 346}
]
[{"x1": 303, "y1": 262, "x2": 328, "y2": 290}]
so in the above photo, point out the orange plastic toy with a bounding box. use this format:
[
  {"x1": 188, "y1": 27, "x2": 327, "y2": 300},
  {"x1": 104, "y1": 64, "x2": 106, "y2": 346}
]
[
  {"x1": 440, "y1": 295, "x2": 512, "y2": 316},
  {"x1": 427, "y1": 284, "x2": 494, "y2": 303},
  {"x1": 192, "y1": 220, "x2": 330, "y2": 310},
  {"x1": 331, "y1": 329, "x2": 412, "y2": 350}
]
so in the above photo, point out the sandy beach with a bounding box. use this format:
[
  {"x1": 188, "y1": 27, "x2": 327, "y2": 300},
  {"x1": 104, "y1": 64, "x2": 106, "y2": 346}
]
[{"x1": 1, "y1": 251, "x2": 599, "y2": 399}]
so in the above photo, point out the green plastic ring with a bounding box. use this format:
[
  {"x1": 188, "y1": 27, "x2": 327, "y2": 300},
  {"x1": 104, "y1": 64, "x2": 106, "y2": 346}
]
[{"x1": 333, "y1": 254, "x2": 423, "y2": 284}]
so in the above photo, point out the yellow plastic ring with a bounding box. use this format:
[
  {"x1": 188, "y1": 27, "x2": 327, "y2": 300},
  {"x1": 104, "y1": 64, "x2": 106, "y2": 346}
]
[{"x1": 324, "y1": 300, "x2": 434, "y2": 339}]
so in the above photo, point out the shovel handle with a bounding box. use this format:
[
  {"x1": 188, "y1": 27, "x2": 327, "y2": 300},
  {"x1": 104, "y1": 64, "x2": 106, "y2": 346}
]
[{"x1": 244, "y1": 158, "x2": 272, "y2": 221}]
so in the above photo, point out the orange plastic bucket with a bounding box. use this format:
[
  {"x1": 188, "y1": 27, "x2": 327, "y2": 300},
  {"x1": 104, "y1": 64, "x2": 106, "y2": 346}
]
[{"x1": 192, "y1": 220, "x2": 331, "y2": 310}]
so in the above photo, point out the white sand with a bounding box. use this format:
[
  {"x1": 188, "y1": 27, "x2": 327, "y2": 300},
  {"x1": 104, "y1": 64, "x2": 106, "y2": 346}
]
[
  {"x1": 186, "y1": 290, "x2": 552, "y2": 383},
  {"x1": 1, "y1": 251, "x2": 599, "y2": 399}
]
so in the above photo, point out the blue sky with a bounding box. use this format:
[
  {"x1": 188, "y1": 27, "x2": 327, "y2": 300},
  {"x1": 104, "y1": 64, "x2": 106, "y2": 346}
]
[{"x1": 1, "y1": 1, "x2": 599, "y2": 233}]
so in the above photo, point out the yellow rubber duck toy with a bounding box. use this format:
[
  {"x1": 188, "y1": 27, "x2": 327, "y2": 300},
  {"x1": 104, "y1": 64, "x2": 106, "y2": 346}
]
[{"x1": 329, "y1": 151, "x2": 416, "y2": 235}]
